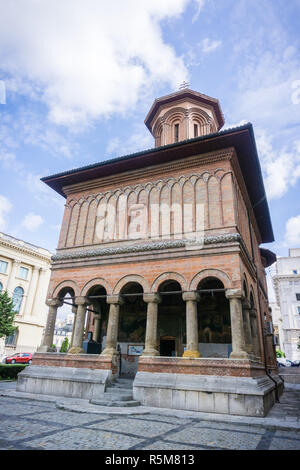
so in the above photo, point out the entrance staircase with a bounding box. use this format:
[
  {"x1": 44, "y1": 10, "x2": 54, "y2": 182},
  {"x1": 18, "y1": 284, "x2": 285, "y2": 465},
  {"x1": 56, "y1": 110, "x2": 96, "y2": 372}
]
[{"x1": 90, "y1": 377, "x2": 140, "y2": 407}]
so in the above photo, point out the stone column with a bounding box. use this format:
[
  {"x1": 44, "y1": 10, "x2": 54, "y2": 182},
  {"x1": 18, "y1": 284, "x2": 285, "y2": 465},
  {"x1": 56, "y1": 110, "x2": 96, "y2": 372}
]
[
  {"x1": 250, "y1": 308, "x2": 261, "y2": 359},
  {"x1": 94, "y1": 314, "x2": 101, "y2": 342},
  {"x1": 101, "y1": 295, "x2": 124, "y2": 356},
  {"x1": 69, "y1": 304, "x2": 77, "y2": 348},
  {"x1": 242, "y1": 299, "x2": 254, "y2": 355},
  {"x1": 68, "y1": 297, "x2": 88, "y2": 354},
  {"x1": 226, "y1": 289, "x2": 249, "y2": 359},
  {"x1": 24, "y1": 266, "x2": 40, "y2": 315},
  {"x1": 182, "y1": 291, "x2": 201, "y2": 358},
  {"x1": 37, "y1": 298, "x2": 63, "y2": 352},
  {"x1": 142, "y1": 293, "x2": 161, "y2": 356},
  {"x1": 6, "y1": 259, "x2": 21, "y2": 295}
]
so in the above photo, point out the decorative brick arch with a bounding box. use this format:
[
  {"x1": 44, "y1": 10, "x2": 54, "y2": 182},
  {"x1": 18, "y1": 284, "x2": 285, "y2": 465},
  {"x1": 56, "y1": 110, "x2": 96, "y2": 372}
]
[
  {"x1": 151, "y1": 272, "x2": 188, "y2": 293},
  {"x1": 242, "y1": 274, "x2": 249, "y2": 299},
  {"x1": 189, "y1": 269, "x2": 232, "y2": 291},
  {"x1": 113, "y1": 274, "x2": 150, "y2": 295},
  {"x1": 81, "y1": 277, "x2": 112, "y2": 297},
  {"x1": 52, "y1": 280, "x2": 80, "y2": 299}
]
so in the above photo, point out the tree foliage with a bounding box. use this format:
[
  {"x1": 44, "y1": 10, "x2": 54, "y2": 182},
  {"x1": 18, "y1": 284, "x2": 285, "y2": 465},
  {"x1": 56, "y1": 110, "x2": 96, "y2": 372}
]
[
  {"x1": 60, "y1": 337, "x2": 69, "y2": 353},
  {"x1": 0, "y1": 290, "x2": 17, "y2": 339}
]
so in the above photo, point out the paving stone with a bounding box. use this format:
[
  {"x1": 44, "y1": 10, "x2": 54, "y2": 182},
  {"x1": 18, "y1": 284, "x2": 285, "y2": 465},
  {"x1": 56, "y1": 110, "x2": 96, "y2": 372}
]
[
  {"x1": 87, "y1": 416, "x2": 179, "y2": 438},
  {"x1": 0, "y1": 383, "x2": 300, "y2": 450}
]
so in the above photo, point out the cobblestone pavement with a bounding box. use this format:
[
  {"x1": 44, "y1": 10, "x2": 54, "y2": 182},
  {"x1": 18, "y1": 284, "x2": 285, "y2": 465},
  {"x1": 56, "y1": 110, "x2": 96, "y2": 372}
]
[{"x1": 0, "y1": 391, "x2": 300, "y2": 450}]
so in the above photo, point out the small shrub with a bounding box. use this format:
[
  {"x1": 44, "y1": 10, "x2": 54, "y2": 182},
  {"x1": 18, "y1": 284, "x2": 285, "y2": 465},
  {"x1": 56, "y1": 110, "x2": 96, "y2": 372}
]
[
  {"x1": 60, "y1": 337, "x2": 69, "y2": 353},
  {"x1": 0, "y1": 364, "x2": 28, "y2": 380}
]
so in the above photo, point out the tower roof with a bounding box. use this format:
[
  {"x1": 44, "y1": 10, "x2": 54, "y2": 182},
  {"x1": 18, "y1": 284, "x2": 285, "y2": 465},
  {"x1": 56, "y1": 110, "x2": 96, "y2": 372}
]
[{"x1": 144, "y1": 88, "x2": 225, "y2": 132}]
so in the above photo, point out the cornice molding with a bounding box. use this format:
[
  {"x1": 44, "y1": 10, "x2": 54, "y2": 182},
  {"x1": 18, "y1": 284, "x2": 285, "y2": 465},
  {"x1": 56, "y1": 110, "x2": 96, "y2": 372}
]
[
  {"x1": 0, "y1": 238, "x2": 52, "y2": 263},
  {"x1": 52, "y1": 233, "x2": 242, "y2": 262}
]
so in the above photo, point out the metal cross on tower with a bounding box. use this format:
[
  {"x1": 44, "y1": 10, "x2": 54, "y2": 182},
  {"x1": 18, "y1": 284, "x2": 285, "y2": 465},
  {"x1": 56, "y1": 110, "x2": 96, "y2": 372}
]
[{"x1": 179, "y1": 80, "x2": 190, "y2": 90}]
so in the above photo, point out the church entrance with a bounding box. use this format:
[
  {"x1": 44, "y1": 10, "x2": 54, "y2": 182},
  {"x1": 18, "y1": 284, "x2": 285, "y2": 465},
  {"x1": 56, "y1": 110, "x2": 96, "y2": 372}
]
[
  {"x1": 157, "y1": 280, "x2": 185, "y2": 357},
  {"x1": 160, "y1": 337, "x2": 176, "y2": 357}
]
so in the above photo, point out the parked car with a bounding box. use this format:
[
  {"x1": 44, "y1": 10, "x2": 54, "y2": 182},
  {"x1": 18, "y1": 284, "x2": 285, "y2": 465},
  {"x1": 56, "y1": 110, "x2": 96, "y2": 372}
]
[
  {"x1": 277, "y1": 358, "x2": 292, "y2": 367},
  {"x1": 291, "y1": 360, "x2": 300, "y2": 367},
  {"x1": 5, "y1": 353, "x2": 32, "y2": 364}
]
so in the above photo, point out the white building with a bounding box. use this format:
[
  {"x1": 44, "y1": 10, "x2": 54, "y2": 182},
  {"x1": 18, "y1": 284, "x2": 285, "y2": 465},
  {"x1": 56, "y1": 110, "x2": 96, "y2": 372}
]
[
  {"x1": 0, "y1": 232, "x2": 52, "y2": 357},
  {"x1": 272, "y1": 248, "x2": 300, "y2": 361}
]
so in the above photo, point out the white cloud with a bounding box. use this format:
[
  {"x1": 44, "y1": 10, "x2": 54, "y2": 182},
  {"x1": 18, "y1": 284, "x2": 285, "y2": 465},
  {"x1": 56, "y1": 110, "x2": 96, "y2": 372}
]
[
  {"x1": 0, "y1": 195, "x2": 12, "y2": 231},
  {"x1": 200, "y1": 38, "x2": 222, "y2": 54},
  {"x1": 192, "y1": 0, "x2": 205, "y2": 23},
  {"x1": 106, "y1": 124, "x2": 153, "y2": 156},
  {"x1": 285, "y1": 215, "x2": 300, "y2": 246},
  {"x1": 21, "y1": 213, "x2": 44, "y2": 232},
  {"x1": 0, "y1": 0, "x2": 205, "y2": 128},
  {"x1": 256, "y1": 129, "x2": 300, "y2": 200}
]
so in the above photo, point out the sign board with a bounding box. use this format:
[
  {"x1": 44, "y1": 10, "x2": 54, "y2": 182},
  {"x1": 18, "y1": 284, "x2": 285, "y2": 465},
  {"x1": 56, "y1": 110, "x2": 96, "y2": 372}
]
[{"x1": 127, "y1": 345, "x2": 144, "y2": 356}]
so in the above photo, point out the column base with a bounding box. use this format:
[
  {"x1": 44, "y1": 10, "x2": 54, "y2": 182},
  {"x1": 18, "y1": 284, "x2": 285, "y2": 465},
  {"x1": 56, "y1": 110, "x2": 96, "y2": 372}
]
[
  {"x1": 68, "y1": 347, "x2": 84, "y2": 354},
  {"x1": 36, "y1": 345, "x2": 56, "y2": 353},
  {"x1": 142, "y1": 348, "x2": 160, "y2": 357},
  {"x1": 182, "y1": 350, "x2": 202, "y2": 358},
  {"x1": 230, "y1": 351, "x2": 250, "y2": 359},
  {"x1": 100, "y1": 347, "x2": 118, "y2": 357}
]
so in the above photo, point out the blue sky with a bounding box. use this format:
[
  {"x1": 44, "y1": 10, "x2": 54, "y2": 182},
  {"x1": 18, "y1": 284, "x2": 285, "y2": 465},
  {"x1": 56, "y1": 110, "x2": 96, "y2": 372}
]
[{"x1": 0, "y1": 0, "x2": 299, "y2": 264}]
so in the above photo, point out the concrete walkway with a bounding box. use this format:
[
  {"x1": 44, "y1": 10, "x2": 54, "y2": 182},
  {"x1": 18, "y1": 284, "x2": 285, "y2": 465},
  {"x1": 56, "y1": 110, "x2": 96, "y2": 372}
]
[{"x1": 1, "y1": 381, "x2": 300, "y2": 431}]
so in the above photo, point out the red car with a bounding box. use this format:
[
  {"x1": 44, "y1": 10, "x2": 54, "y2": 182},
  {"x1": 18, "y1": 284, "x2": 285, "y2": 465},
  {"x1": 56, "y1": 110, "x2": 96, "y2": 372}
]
[{"x1": 5, "y1": 353, "x2": 32, "y2": 364}]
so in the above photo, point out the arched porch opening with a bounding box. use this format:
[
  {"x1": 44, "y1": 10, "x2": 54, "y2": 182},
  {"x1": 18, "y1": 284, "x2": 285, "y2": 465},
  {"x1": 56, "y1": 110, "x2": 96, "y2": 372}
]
[
  {"x1": 157, "y1": 280, "x2": 185, "y2": 357},
  {"x1": 118, "y1": 282, "x2": 147, "y2": 377},
  {"x1": 53, "y1": 286, "x2": 76, "y2": 352},
  {"x1": 197, "y1": 277, "x2": 232, "y2": 358},
  {"x1": 85, "y1": 285, "x2": 108, "y2": 353}
]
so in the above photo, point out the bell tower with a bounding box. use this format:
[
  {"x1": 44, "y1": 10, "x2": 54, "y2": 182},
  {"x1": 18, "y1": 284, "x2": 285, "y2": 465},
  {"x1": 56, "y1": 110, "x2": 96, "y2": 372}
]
[{"x1": 145, "y1": 87, "x2": 225, "y2": 147}]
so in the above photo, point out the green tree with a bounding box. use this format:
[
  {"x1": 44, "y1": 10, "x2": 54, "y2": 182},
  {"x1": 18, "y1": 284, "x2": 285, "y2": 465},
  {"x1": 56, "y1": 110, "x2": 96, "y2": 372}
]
[
  {"x1": 60, "y1": 337, "x2": 69, "y2": 353},
  {"x1": 0, "y1": 290, "x2": 17, "y2": 339},
  {"x1": 276, "y1": 349, "x2": 285, "y2": 358}
]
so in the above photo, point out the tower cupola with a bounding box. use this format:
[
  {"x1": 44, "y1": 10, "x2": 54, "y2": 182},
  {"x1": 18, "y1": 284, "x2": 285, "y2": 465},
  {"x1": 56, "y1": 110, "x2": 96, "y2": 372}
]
[{"x1": 145, "y1": 88, "x2": 224, "y2": 147}]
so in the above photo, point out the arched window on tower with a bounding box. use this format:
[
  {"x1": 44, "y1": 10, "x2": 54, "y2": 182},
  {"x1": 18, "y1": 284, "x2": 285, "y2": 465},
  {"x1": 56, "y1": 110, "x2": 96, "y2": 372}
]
[
  {"x1": 194, "y1": 123, "x2": 199, "y2": 138},
  {"x1": 12, "y1": 286, "x2": 24, "y2": 313},
  {"x1": 174, "y1": 123, "x2": 179, "y2": 143}
]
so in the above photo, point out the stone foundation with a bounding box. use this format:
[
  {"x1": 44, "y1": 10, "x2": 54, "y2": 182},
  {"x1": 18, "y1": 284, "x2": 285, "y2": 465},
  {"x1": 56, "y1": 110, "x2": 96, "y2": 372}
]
[
  {"x1": 16, "y1": 353, "x2": 118, "y2": 400},
  {"x1": 133, "y1": 357, "x2": 283, "y2": 417},
  {"x1": 133, "y1": 371, "x2": 283, "y2": 417}
]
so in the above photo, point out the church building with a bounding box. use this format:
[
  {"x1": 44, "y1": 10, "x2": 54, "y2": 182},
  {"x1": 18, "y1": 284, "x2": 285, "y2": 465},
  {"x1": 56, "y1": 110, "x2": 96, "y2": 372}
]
[{"x1": 17, "y1": 88, "x2": 282, "y2": 416}]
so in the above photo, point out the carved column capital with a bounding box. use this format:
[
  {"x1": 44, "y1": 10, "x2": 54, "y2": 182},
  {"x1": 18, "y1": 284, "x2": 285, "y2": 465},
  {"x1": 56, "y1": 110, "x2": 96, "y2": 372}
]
[
  {"x1": 225, "y1": 288, "x2": 243, "y2": 300},
  {"x1": 46, "y1": 298, "x2": 63, "y2": 308},
  {"x1": 74, "y1": 296, "x2": 89, "y2": 306},
  {"x1": 143, "y1": 293, "x2": 161, "y2": 304},
  {"x1": 106, "y1": 294, "x2": 125, "y2": 305},
  {"x1": 182, "y1": 291, "x2": 200, "y2": 302}
]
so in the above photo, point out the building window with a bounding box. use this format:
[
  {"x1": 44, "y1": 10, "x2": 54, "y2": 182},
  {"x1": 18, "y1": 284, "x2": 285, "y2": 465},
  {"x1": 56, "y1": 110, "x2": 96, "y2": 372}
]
[
  {"x1": 0, "y1": 281, "x2": 2, "y2": 292},
  {"x1": 12, "y1": 286, "x2": 24, "y2": 313},
  {"x1": 194, "y1": 124, "x2": 198, "y2": 137},
  {"x1": 296, "y1": 293, "x2": 300, "y2": 301},
  {"x1": 174, "y1": 124, "x2": 179, "y2": 142},
  {"x1": 5, "y1": 329, "x2": 18, "y2": 347},
  {"x1": 18, "y1": 266, "x2": 29, "y2": 280},
  {"x1": 0, "y1": 260, "x2": 8, "y2": 274},
  {"x1": 298, "y1": 307, "x2": 300, "y2": 315}
]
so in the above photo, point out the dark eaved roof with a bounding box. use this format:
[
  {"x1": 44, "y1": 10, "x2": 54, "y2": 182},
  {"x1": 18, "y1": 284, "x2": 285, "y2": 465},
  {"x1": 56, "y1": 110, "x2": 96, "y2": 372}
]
[{"x1": 41, "y1": 123, "x2": 274, "y2": 244}]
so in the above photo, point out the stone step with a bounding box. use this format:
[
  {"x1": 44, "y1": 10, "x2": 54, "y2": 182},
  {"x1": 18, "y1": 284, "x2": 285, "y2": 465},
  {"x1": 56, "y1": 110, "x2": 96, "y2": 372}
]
[
  {"x1": 102, "y1": 393, "x2": 133, "y2": 401},
  {"x1": 109, "y1": 383, "x2": 133, "y2": 390},
  {"x1": 90, "y1": 398, "x2": 140, "y2": 407}
]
